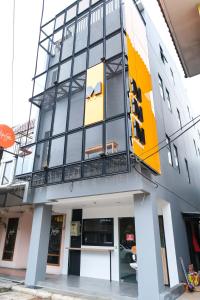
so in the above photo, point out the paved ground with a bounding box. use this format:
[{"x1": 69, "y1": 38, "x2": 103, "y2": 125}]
[
  {"x1": 178, "y1": 291, "x2": 200, "y2": 299},
  {"x1": 0, "y1": 291, "x2": 40, "y2": 300}
]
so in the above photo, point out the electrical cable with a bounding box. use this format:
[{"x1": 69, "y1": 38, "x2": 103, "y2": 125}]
[
  {"x1": 139, "y1": 113, "x2": 200, "y2": 159},
  {"x1": 142, "y1": 117, "x2": 200, "y2": 162}
]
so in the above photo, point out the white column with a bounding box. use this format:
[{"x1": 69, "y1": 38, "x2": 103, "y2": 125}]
[{"x1": 61, "y1": 209, "x2": 72, "y2": 275}]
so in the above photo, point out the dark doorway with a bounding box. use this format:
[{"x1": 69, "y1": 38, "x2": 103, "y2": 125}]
[{"x1": 2, "y1": 218, "x2": 19, "y2": 261}]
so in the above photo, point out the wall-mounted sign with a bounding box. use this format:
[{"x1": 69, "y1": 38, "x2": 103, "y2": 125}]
[
  {"x1": 124, "y1": 0, "x2": 161, "y2": 175},
  {"x1": 0, "y1": 124, "x2": 15, "y2": 148},
  {"x1": 84, "y1": 63, "x2": 104, "y2": 126}
]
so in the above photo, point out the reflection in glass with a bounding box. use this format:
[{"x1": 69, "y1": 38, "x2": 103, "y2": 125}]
[
  {"x1": 106, "y1": 33, "x2": 122, "y2": 59},
  {"x1": 75, "y1": 14, "x2": 88, "y2": 53},
  {"x1": 66, "y1": 131, "x2": 82, "y2": 163},
  {"x1": 59, "y1": 60, "x2": 72, "y2": 82},
  {"x1": 73, "y1": 52, "x2": 87, "y2": 75},
  {"x1": 49, "y1": 136, "x2": 65, "y2": 167},
  {"x1": 89, "y1": 43, "x2": 103, "y2": 68},
  {"x1": 85, "y1": 125, "x2": 103, "y2": 159},
  {"x1": 106, "y1": 0, "x2": 120, "y2": 36},
  {"x1": 34, "y1": 141, "x2": 49, "y2": 171},
  {"x1": 106, "y1": 118, "x2": 126, "y2": 154},
  {"x1": 90, "y1": 4, "x2": 103, "y2": 44},
  {"x1": 61, "y1": 22, "x2": 75, "y2": 60}
]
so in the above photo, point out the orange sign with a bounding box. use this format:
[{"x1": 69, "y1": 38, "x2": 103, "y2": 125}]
[{"x1": 0, "y1": 125, "x2": 15, "y2": 148}]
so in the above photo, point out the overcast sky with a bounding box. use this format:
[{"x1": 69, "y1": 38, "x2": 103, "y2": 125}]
[{"x1": 0, "y1": 0, "x2": 199, "y2": 128}]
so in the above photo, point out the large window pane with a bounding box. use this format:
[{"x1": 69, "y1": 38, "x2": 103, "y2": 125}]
[
  {"x1": 66, "y1": 4, "x2": 77, "y2": 22},
  {"x1": 68, "y1": 75, "x2": 85, "y2": 130},
  {"x1": 106, "y1": 0, "x2": 120, "y2": 36},
  {"x1": 58, "y1": 59, "x2": 72, "y2": 82},
  {"x1": 34, "y1": 141, "x2": 49, "y2": 171},
  {"x1": 106, "y1": 33, "x2": 122, "y2": 59},
  {"x1": 61, "y1": 22, "x2": 75, "y2": 60},
  {"x1": 53, "y1": 81, "x2": 70, "y2": 135},
  {"x1": 75, "y1": 14, "x2": 88, "y2": 53},
  {"x1": 46, "y1": 66, "x2": 58, "y2": 89},
  {"x1": 49, "y1": 29, "x2": 63, "y2": 67},
  {"x1": 89, "y1": 43, "x2": 103, "y2": 68},
  {"x1": 37, "y1": 89, "x2": 55, "y2": 141},
  {"x1": 2, "y1": 161, "x2": 12, "y2": 185},
  {"x1": 73, "y1": 52, "x2": 87, "y2": 75},
  {"x1": 49, "y1": 136, "x2": 65, "y2": 167},
  {"x1": 66, "y1": 131, "x2": 82, "y2": 163},
  {"x1": 85, "y1": 125, "x2": 103, "y2": 159},
  {"x1": 90, "y1": 4, "x2": 103, "y2": 44},
  {"x1": 78, "y1": 0, "x2": 90, "y2": 13},
  {"x1": 55, "y1": 12, "x2": 65, "y2": 30},
  {"x1": 106, "y1": 62, "x2": 124, "y2": 117},
  {"x1": 106, "y1": 118, "x2": 126, "y2": 154},
  {"x1": 15, "y1": 145, "x2": 36, "y2": 175}
]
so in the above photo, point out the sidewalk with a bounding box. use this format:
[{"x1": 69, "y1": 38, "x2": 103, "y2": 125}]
[{"x1": 178, "y1": 291, "x2": 200, "y2": 299}]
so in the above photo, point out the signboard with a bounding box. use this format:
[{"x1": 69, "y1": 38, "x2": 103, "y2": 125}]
[
  {"x1": 84, "y1": 63, "x2": 104, "y2": 126},
  {"x1": 124, "y1": 0, "x2": 161, "y2": 174},
  {"x1": 0, "y1": 125, "x2": 15, "y2": 149}
]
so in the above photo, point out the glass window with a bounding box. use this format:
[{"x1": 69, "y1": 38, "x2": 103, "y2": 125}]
[
  {"x1": 2, "y1": 218, "x2": 19, "y2": 261},
  {"x1": 78, "y1": 0, "x2": 90, "y2": 14},
  {"x1": 106, "y1": 33, "x2": 122, "y2": 59},
  {"x1": 193, "y1": 139, "x2": 198, "y2": 156},
  {"x1": 89, "y1": 43, "x2": 103, "y2": 68},
  {"x1": 47, "y1": 215, "x2": 64, "y2": 265},
  {"x1": 106, "y1": 63, "x2": 124, "y2": 117},
  {"x1": 166, "y1": 89, "x2": 172, "y2": 111},
  {"x1": 73, "y1": 52, "x2": 87, "y2": 75},
  {"x1": 37, "y1": 89, "x2": 55, "y2": 141},
  {"x1": 90, "y1": 4, "x2": 103, "y2": 45},
  {"x1": 34, "y1": 141, "x2": 49, "y2": 171},
  {"x1": 106, "y1": 0, "x2": 120, "y2": 36},
  {"x1": 82, "y1": 218, "x2": 114, "y2": 246},
  {"x1": 85, "y1": 125, "x2": 103, "y2": 159},
  {"x1": 68, "y1": 74, "x2": 86, "y2": 130},
  {"x1": 58, "y1": 59, "x2": 72, "y2": 82},
  {"x1": 2, "y1": 161, "x2": 12, "y2": 185},
  {"x1": 55, "y1": 12, "x2": 65, "y2": 30},
  {"x1": 66, "y1": 131, "x2": 83, "y2": 163},
  {"x1": 106, "y1": 118, "x2": 126, "y2": 154},
  {"x1": 66, "y1": 4, "x2": 77, "y2": 22},
  {"x1": 185, "y1": 158, "x2": 191, "y2": 183},
  {"x1": 61, "y1": 22, "x2": 75, "y2": 60},
  {"x1": 49, "y1": 136, "x2": 65, "y2": 167},
  {"x1": 49, "y1": 29, "x2": 63, "y2": 67},
  {"x1": 75, "y1": 14, "x2": 89, "y2": 53},
  {"x1": 177, "y1": 108, "x2": 182, "y2": 128},
  {"x1": 15, "y1": 145, "x2": 36, "y2": 175},
  {"x1": 34, "y1": 73, "x2": 46, "y2": 96},
  {"x1": 173, "y1": 145, "x2": 180, "y2": 172},
  {"x1": 53, "y1": 81, "x2": 70, "y2": 135},
  {"x1": 46, "y1": 66, "x2": 58, "y2": 89},
  {"x1": 166, "y1": 135, "x2": 173, "y2": 166},
  {"x1": 158, "y1": 74, "x2": 164, "y2": 100}
]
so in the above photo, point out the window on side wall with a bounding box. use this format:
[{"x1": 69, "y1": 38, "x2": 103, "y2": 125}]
[
  {"x1": 166, "y1": 134, "x2": 173, "y2": 166},
  {"x1": 159, "y1": 44, "x2": 168, "y2": 64},
  {"x1": 193, "y1": 139, "x2": 198, "y2": 156},
  {"x1": 184, "y1": 158, "x2": 191, "y2": 184},
  {"x1": 177, "y1": 108, "x2": 182, "y2": 129},
  {"x1": 166, "y1": 89, "x2": 172, "y2": 112},
  {"x1": 173, "y1": 144, "x2": 180, "y2": 172},
  {"x1": 158, "y1": 74, "x2": 164, "y2": 100}
]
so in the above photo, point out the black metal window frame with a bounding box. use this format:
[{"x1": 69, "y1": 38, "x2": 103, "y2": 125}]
[{"x1": 17, "y1": 0, "x2": 132, "y2": 187}]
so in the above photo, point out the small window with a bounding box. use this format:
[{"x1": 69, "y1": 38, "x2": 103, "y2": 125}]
[
  {"x1": 90, "y1": 4, "x2": 103, "y2": 45},
  {"x1": 170, "y1": 68, "x2": 175, "y2": 85},
  {"x1": 173, "y1": 145, "x2": 180, "y2": 172},
  {"x1": 187, "y1": 106, "x2": 191, "y2": 120},
  {"x1": 49, "y1": 136, "x2": 65, "y2": 168},
  {"x1": 82, "y1": 218, "x2": 114, "y2": 246},
  {"x1": 185, "y1": 158, "x2": 191, "y2": 184},
  {"x1": 166, "y1": 135, "x2": 173, "y2": 166},
  {"x1": 106, "y1": 33, "x2": 122, "y2": 59},
  {"x1": 177, "y1": 108, "x2": 182, "y2": 129},
  {"x1": 166, "y1": 89, "x2": 172, "y2": 111},
  {"x1": 66, "y1": 4, "x2": 77, "y2": 22},
  {"x1": 89, "y1": 43, "x2": 103, "y2": 68},
  {"x1": 59, "y1": 60, "x2": 72, "y2": 83},
  {"x1": 158, "y1": 74, "x2": 164, "y2": 100},
  {"x1": 66, "y1": 131, "x2": 83, "y2": 164},
  {"x1": 73, "y1": 52, "x2": 87, "y2": 75},
  {"x1": 78, "y1": 0, "x2": 90, "y2": 14},
  {"x1": 75, "y1": 13, "x2": 89, "y2": 53},
  {"x1": 159, "y1": 44, "x2": 167, "y2": 64},
  {"x1": 193, "y1": 139, "x2": 198, "y2": 156}
]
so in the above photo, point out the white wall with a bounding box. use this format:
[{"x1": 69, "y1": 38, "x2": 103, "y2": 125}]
[{"x1": 80, "y1": 204, "x2": 134, "y2": 281}]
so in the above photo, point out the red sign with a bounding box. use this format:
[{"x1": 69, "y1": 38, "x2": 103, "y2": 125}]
[
  {"x1": 126, "y1": 234, "x2": 134, "y2": 241},
  {"x1": 0, "y1": 125, "x2": 15, "y2": 148}
]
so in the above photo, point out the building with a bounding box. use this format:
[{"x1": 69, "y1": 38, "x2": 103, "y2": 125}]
[{"x1": 1, "y1": 0, "x2": 200, "y2": 299}]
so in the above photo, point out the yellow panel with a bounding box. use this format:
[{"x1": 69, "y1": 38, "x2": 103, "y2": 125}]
[
  {"x1": 84, "y1": 63, "x2": 104, "y2": 126},
  {"x1": 127, "y1": 34, "x2": 161, "y2": 175}
]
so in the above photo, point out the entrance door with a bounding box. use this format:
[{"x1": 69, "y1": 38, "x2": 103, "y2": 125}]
[
  {"x1": 119, "y1": 218, "x2": 136, "y2": 282},
  {"x1": 2, "y1": 218, "x2": 19, "y2": 261}
]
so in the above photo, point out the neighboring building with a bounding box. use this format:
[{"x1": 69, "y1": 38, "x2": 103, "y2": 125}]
[
  {"x1": 158, "y1": 0, "x2": 200, "y2": 77},
  {"x1": 1, "y1": 0, "x2": 200, "y2": 299}
]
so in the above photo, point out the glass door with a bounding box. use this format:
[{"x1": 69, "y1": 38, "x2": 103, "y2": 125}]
[{"x1": 119, "y1": 217, "x2": 136, "y2": 282}]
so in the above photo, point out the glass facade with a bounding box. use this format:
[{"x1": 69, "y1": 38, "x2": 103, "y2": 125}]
[{"x1": 22, "y1": 0, "x2": 130, "y2": 186}]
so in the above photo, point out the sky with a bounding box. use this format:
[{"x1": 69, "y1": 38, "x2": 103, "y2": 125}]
[{"x1": 0, "y1": 0, "x2": 199, "y2": 128}]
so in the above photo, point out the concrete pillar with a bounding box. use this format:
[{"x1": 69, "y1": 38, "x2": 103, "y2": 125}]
[
  {"x1": 25, "y1": 204, "x2": 52, "y2": 287},
  {"x1": 134, "y1": 193, "x2": 164, "y2": 300}
]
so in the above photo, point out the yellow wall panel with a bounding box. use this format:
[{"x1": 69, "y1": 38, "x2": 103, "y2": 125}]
[{"x1": 84, "y1": 63, "x2": 104, "y2": 126}]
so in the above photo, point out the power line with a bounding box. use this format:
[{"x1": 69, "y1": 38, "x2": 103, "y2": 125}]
[
  {"x1": 11, "y1": 0, "x2": 16, "y2": 126},
  {"x1": 142, "y1": 117, "x2": 200, "y2": 162},
  {"x1": 139, "y1": 113, "x2": 200, "y2": 159}
]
